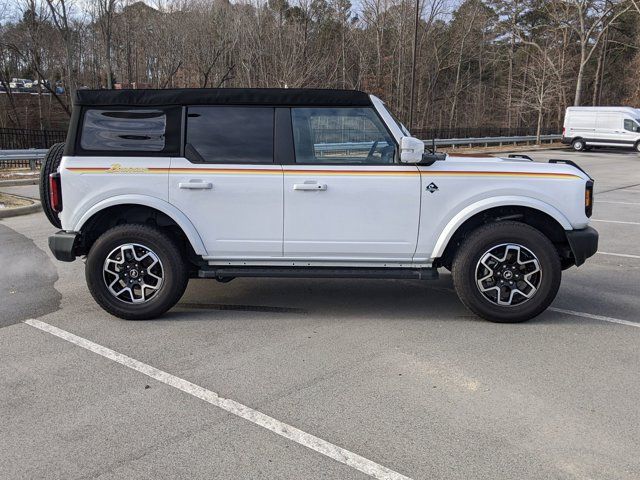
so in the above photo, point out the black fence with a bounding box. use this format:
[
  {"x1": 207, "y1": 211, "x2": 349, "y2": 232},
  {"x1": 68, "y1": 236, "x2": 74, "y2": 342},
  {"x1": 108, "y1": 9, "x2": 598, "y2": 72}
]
[
  {"x1": 413, "y1": 125, "x2": 557, "y2": 140},
  {"x1": 0, "y1": 125, "x2": 558, "y2": 152},
  {"x1": 0, "y1": 128, "x2": 67, "y2": 150},
  {"x1": 0, "y1": 158, "x2": 42, "y2": 170}
]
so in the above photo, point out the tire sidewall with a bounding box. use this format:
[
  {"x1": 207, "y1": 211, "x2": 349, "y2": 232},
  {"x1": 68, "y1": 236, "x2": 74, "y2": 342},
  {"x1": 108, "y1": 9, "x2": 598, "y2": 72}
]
[
  {"x1": 86, "y1": 226, "x2": 187, "y2": 319},
  {"x1": 572, "y1": 139, "x2": 584, "y2": 151},
  {"x1": 39, "y1": 143, "x2": 65, "y2": 228},
  {"x1": 453, "y1": 223, "x2": 561, "y2": 323}
]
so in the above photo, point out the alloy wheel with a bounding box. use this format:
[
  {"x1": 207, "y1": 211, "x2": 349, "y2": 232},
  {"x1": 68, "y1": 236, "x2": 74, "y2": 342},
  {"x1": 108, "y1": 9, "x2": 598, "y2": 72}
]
[
  {"x1": 103, "y1": 243, "x2": 164, "y2": 304},
  {"x1": 475, "y1": 243, "x2": 542, "y2": 307}
]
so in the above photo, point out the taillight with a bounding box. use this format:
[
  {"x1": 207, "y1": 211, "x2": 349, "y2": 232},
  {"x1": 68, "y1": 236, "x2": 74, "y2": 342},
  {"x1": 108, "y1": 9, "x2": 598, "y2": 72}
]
[
  {"x1": 585, "y1": 180, "x2": 593, "y2": 218},
  {"x1": 49, "y1": 172, "x2": 62, "y2": 212},
  {"x1": 562, "y1": 127, "x2": 566, "y2": 136}
]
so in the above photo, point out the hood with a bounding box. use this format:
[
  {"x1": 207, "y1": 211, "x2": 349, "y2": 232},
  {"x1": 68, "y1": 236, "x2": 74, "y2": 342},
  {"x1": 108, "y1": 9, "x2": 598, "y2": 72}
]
[{"x1": 440, "y1": 153, "x2": 591, "y2": 180}]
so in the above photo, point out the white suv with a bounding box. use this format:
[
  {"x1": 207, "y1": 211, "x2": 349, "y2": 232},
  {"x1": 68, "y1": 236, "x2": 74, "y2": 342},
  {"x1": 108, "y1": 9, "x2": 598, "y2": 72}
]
[{"x1": 42, "y1": 88, "x2": 598, "y2": 322}]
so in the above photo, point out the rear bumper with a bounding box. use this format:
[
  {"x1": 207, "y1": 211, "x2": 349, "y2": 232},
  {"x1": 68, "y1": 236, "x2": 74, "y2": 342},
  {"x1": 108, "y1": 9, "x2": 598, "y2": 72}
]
[
  {"x1": 566, "y1": 226, "x2": 598, "y2": 267},
  {"x1": 48, "y1": 230, "x2": 79, "y2": 262},
  {"x1": 560, "y1": 136, "x2": 572, "y2": 145}
]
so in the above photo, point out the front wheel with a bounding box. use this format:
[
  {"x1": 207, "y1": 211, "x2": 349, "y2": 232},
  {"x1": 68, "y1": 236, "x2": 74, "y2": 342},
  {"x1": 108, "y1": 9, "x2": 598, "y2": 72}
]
[
  {"x1": 86, "y1": 224, "x2": 189, "y2": 320},
  {"x1": 634, "y1": 141, "x2": 640, "y2": 153},
  {"x1": 451, "y1": 222, "x2": 561, "y2": 323}
]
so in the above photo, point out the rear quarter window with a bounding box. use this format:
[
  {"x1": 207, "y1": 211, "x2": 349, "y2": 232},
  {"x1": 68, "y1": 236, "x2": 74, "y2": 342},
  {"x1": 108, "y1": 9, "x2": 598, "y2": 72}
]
[{"x1": 78, "y1": 107, "x2": 181, "y2": 155}]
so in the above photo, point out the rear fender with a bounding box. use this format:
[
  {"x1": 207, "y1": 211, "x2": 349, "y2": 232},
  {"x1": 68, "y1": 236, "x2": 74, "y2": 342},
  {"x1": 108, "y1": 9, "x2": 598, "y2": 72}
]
[{"x1": 74, "y1": 194, "x2": 207, "y2": 256}]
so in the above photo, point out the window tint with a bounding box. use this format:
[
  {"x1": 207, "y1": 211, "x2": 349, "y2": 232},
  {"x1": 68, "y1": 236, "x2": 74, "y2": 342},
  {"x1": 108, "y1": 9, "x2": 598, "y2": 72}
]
[
  {"x1": 81, "y1": 109, "x2": 166, "y2": 151},
  {"x1": 384, "y1": 104, "x2": 410, "y2": 136},
  {"x1": 624, "y1": 119, "x2": 639, "y2": 132},
  {"x1": 291, "y1": 108, "x2": 396, "y2": 164},
  {"x1": 186, "y1": 107, "x2": 274, "y2": 163}
]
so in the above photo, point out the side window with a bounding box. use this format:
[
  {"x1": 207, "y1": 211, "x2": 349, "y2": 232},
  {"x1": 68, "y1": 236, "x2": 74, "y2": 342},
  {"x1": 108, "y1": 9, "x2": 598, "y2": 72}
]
[
  {"x1": 291, "y1": 108, "x2": 396, "y2": 164},
  {"x1": 80, "y1": 109, "x2": 168, "y2": 152},
  {"x1": 186, "y1": 107, "x2": 274, "y2": 163},
  {"x1": 624, "y1": 119, "x2": 639, "y2": 132}
]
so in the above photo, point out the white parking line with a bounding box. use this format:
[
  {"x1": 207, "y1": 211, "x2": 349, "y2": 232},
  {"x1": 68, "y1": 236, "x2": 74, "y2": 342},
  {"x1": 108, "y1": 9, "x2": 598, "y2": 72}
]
[
  {"x1": 549, "y1": 308, "x2": 640, "y2": 328},
  {"x1": 592, "y1": 219, "x2": 640, "y2": 225},
  {"x1": 596, "y1": 200, "x2": 640, "y2": 206},
  {"x1": 23, "y1": 319, "x2": 412, "y2": 480},
  {"x1": 597, "y1": 251, "x2": 640, "y2": 259}
]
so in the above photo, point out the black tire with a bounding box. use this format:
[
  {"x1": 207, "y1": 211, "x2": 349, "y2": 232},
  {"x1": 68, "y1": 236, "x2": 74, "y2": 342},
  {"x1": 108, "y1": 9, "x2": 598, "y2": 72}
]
[
  {"x1": 39, "y1": 142, "x2": 65, "y2": 228},
  {"x1": 86, "y1": 224, "x2": 189, "y2": 320},
  {"x1": 634, "y1": 141, "x2": 640, "y2": 153},
  {"x1": 571, "y1": 138, "x2": 585, "y2": 152},
  {"x1": 451, "y1": 222, "x2": 561, "y2": 323}
]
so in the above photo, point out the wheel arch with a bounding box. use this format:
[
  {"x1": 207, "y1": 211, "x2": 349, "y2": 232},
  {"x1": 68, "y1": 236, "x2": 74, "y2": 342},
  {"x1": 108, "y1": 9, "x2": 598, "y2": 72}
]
[
  {"x1": 433, "y1": 198, "x2": 574, "y2": 269},
  {"x1": 75, "y1": 196, "x2": 207, "y2": 257}
]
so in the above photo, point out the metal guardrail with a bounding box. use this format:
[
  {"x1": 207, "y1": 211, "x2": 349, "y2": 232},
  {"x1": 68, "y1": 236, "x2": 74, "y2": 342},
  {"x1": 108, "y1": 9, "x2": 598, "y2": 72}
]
[
  {"x1": 432, "y1": 134, "x2": 561, "y2": 147},
  {"x1": 0, "y1": 149, "x2": 48, "y2": 170},
  {"x1": 0, "y1": 134, "x2": 562, "y2": 168}
]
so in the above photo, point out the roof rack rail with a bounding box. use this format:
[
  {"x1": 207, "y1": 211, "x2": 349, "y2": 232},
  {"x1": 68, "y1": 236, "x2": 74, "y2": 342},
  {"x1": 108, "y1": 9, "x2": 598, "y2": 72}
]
[
  {"x1": 507, "y1": 154, "x2": 533, "y2": 161},
  {"x1": 549, "y1": 159, "x2": 592, "y2": 180}
]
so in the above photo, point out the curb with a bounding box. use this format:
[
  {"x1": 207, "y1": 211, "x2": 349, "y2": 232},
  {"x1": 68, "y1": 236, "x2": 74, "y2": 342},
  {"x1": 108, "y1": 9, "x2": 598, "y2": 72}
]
[
  {"x1": 0, "y1": 199, "x2": 42, "y2": 219},
  {"x1": 0, "y1": 178, "x2": 39, "y2": 187}
]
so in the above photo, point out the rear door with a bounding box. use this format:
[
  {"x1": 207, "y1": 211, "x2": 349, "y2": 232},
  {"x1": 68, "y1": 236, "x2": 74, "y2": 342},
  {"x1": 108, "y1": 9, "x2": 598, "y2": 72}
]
[
  {"x1": 169, "y1": 106, "x2": 283, "y2": 259},
  {"x1": 282, "y1": 107, "x2": 421, "y2": 261},
  {"x1": 566, "y1": 111, "x2": 595, "y2": 139},
  {"x1": 594, "y1": 112, "x2": 623, "y2": 144}
]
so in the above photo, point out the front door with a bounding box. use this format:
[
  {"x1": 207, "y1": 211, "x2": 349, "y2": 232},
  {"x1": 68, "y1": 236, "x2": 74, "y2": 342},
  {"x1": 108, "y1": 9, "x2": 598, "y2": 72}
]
[
  {"x1": 169, "y1": 106, "x2": 283, "y2": 259},
  {"x1": 283, "y1": 107, "x2": 421, "y2": 261}
]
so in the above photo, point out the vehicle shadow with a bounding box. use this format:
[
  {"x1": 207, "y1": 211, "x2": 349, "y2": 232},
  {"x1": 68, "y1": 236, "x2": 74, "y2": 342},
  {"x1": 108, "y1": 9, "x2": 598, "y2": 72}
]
[{"x1": 161, "y1": 273, "x2": 600, "y2": 326}]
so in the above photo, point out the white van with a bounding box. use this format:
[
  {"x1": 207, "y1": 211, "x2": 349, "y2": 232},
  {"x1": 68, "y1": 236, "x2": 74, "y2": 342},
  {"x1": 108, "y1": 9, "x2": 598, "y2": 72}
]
[{"x1": 562, "y1": 106, "x2": 640, "y2": 152}]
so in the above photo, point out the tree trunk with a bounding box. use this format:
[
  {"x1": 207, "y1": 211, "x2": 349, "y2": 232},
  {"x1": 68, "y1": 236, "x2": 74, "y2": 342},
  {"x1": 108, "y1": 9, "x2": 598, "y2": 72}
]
[{"x1": 573, "y1": 45, "x2": 587, "y2": 106}]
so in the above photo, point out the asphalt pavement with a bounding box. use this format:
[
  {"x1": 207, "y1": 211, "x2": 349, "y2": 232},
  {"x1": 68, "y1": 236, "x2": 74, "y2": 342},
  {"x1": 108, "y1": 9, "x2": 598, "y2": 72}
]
[{"x1": 1, "y1": 148, "x2": 639, "y2": 480}]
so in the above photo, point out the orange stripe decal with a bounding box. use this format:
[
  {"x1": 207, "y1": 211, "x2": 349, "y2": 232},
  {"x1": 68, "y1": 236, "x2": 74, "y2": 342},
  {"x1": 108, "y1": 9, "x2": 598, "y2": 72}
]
[{"x1": 66, "y1": 166, "x2": 580, "y2": 179}]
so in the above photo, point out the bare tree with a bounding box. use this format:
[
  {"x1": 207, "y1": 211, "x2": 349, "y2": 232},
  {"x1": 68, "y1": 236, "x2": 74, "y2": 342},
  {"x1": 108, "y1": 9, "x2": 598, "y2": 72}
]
[
  {"x1": 95, "y1": 0, "x2": 118, "y2": 88},
  {"x1": 43, "y1": 0, "x2": 83, "y2": 104},
  {"x1": 548, "y1": 0, "x2": 632, "y2": 105}
]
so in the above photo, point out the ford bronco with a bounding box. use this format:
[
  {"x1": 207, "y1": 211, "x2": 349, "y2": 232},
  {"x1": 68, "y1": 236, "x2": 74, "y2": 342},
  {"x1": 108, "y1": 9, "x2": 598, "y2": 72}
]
[{"x1": 42, "y1": 88, "x2": 598, "y2": 322}]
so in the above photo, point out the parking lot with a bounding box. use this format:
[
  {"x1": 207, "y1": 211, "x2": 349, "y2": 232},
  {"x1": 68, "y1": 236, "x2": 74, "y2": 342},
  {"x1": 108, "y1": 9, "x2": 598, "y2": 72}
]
[{"x1": 1, "y1": 148, "x2": 639, "y2": 480}]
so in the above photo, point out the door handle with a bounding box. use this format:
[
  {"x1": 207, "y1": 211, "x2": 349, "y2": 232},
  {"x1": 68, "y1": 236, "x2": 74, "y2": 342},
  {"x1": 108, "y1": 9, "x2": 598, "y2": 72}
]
[
  {"x1": 179, "y1": 181, "x2": 213, "y2": 190},
  {"x1": 293, "y1": 183, "x2": 327, "y2": 191}
]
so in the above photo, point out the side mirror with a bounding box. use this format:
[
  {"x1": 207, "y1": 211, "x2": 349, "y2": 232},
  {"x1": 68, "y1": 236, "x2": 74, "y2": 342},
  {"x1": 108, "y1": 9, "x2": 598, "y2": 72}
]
[{"x1": 399, "y1": 136, "x2": 425, "y2": 163}]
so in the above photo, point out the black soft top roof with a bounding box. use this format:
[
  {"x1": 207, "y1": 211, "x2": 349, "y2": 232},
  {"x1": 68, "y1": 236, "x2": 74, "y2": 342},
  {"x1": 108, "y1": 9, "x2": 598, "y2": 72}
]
[{"x1": 73, "y1": 88, "x2": 372, "y2": 108}]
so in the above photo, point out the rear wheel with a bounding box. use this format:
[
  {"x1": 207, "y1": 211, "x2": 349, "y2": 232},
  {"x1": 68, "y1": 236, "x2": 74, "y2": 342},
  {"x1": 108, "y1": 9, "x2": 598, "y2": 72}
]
[
  {"x1": 572, "y1": 138, "x2": 585, "y2": 151},
  {"x1": 451, "y1": 222, "x2": 561, "y2": 323},
  {"x1": 39, "y1": 142, "x2": 65, "y2": 228},
  {"x1": 86, "y1": 224, "x2": 189, "y2": 320}
]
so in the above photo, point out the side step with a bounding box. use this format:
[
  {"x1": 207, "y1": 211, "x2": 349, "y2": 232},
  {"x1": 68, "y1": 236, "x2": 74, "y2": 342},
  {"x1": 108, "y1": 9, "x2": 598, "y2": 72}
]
[{"x1": 198, "y1": 266, "x2": 439, "y2": 281}]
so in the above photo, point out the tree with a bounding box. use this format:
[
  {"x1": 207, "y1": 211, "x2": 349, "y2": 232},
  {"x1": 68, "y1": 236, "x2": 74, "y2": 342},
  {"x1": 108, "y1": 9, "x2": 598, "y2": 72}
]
[{"x1": 547, "y1": 0, "x2": 632, "y2": 105}]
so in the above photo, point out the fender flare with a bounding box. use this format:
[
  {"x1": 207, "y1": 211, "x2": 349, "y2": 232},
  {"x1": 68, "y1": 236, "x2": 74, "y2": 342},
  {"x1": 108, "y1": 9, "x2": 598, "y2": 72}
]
[
  {"x1": 431, "y1": 195, "x2": 573, "y2": 259},
  {"x1": 74, "y1": 194, "x2": 208, "y2": 256}
]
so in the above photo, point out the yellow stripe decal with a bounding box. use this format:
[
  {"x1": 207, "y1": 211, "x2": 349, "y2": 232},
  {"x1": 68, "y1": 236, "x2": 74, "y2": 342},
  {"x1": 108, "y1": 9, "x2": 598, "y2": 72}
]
[{"x1": 66, "y1": 167, "x2": 580, "y2": 179}]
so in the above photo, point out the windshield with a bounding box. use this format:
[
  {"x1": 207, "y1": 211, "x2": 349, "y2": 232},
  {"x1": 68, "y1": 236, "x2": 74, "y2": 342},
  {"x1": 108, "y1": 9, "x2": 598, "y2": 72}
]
[{"x1": 383, "y1": 104, "x2": 410, "y2": 136}]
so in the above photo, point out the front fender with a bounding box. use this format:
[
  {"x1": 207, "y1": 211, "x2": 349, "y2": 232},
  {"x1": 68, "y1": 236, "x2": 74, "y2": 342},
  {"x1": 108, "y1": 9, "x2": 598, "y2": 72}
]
[
  {"x1": 430, "y1": 195, "x2": 573, "y2": 259},
  {"x1": 73, "y1": 194, "x2": 208, "y2": 256}
]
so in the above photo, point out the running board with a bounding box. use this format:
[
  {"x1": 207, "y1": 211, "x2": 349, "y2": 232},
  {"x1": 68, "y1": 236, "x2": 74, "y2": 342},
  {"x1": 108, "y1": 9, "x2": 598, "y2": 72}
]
[{"x1": 198, "y1": 266, "x2": 439, "y2": 280}]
